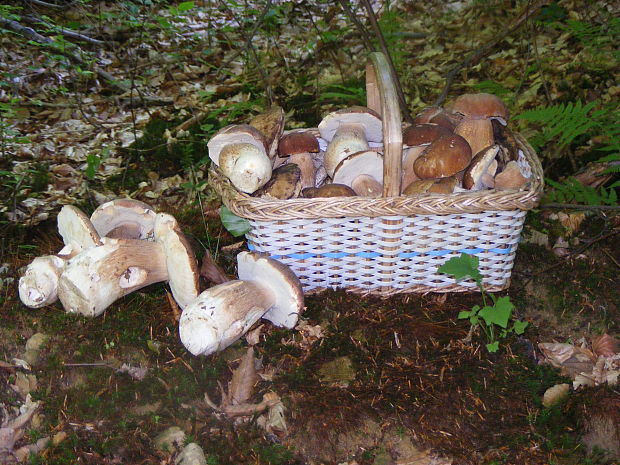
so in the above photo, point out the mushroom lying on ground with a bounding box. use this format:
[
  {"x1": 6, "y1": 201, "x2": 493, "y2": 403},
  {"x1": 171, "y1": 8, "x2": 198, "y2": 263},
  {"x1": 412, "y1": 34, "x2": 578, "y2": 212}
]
[
  {"x1": 90, "y1": 198, "x2": 156, "y2": 240},
  {"x1": 318, "y1": 106, "x2": 383, "y2": 178},
  {"x1": 207, "y1": 125, "x2": 272, "y2": 194},
  {"x1": 449, "y1": 93, "x2": 509, "y2": 156},
  {"x1": 179, "y1": 251, "x2": 304, "y2": 356},
  {"x1": 18, "y1": 205, "x2": 102, "y2": 308}
]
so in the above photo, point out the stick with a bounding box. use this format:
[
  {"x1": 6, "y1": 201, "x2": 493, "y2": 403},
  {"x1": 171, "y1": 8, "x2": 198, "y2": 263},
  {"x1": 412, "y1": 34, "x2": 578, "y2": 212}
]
[
  {"x1": 359, "y1": 0, "x2": 413, "y2": 124},
  {"x1": 21, "y1": 15, "x2": 106, "y2": 46},
  {"x1": 539, "y1": 203, "x2": 620, "y2": 211},
  {"x1": 434, "y1": 0, "x2": 551, "y2": 106}
]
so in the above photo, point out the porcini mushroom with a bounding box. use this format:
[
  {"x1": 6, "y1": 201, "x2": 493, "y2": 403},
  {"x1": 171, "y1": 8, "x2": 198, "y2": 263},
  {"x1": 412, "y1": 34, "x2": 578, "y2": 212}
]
[
  {"x1": 277, "y1": 132, "x2": 321, "y2": 189},
  {"x1": 462, "y1": 145, "x2": 500, "y2": 191},
  {"x1": 413, "y1": 134, "x2": 472, "y2": 179},
  {"x1": 318, "y1": 106, "x2": 382, "y2": 178},
  {"x1": 154, "y1": 213, "x2": 200, "y2": 310},
  {"x1": 302, "y1": 184, "x2": 357, "y2": 198},
  {"x1": 218, "y1": 143, "x2": 273, "y2": 194},
  {"x1": 402, "y1": 124, "x2": 453, "y2": 187},
  {"x1": 332, "y1": 150, "x2": 383, "y2": 197},
  {"x1": 255, "y1": 164, "x2": 302, "y2": 199},
  {"x1": 179, "y1": 251, "x2": 304, "y2": 356},
  {"x1": 449, "y1": 93, "x2": 509, "y2": 157},
  {"x1": 90, "y1": 198, "x2": 156, "y2": 240},
  {"x1": 56, "y1": 238, "x2": 169, "y2": 317},
  {"x1": 249, "y1": 106, "x2": 285, "y2": 161},
  {"x1": 18, "y1": 205, "x2": 102, "y2": 309},
  {"x1": 494, "y1": 160, "x2": 528, "y2": 190}
]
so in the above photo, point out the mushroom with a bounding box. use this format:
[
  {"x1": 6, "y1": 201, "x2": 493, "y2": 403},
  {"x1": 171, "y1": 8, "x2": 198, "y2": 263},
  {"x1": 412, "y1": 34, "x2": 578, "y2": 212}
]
[
  {"x1": 332, "y1": 150, "x2": 383, "y2": 197},
  {"x1": 218, "y1": 143, "x2": 273, "y2": 194},
  {"x1": 402, "y1": 124, "x2": 453, "y2": 187},
  {"x1": 179, "y1": 251, "x2": 304, "y2": 356},
  {"x1": 318, "y1": 106, "x2": 383, "y2": 178},
  {"x1": 90, "y1": 198, "x2": 156, "y2": 240},
  {"x1": 491, "y1": 119, "x2": 520, "y2": 171},
  {"x1": 18, "y1": 205, "x2": 102, "y2": 309},
  {"x1": 255, "y1": 164, "x2": 302, "y2": 199},
  {"x1": 154, "y1": 213, "x2": 200, "y2": 310},
  {"x1": 412, "y1": 106, "x2": 456, "y2": 130},
  {"x1": 413, "y1": 134, "x2": 472, "y2": 179},
  {"x1": 207, "y1": 124, "x2": 268, "y2": 164},
  {"x1": 449, "y1": 93, "x2": 509, "y2": 158},
  {"x1": 494, "y1": 160, "x2": 528, "y2": 190},
  {"x1": 462, "y1": 145, "x2": 500, "y2": 191},
  {"x1": 249, "y1": 106, "x2": 285, "y2": 162},
  {"x1": 56, "y1": 237, "x2": 169, "y2": 317},
  {"x1": 277, "y1": 132, "x2": 320, "y2": 189},
  {"x1": 403, "y1": 177, "x2": 458, "y2": 195},
  {"x1": 302, "y1": 184, "x2": 357, "y2": 198}
]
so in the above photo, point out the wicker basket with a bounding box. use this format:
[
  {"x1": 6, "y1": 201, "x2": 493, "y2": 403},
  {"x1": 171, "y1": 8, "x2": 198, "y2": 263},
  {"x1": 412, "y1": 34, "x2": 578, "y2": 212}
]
[{"x1": 209, "y1": 52, "x2": 544, "y2": 295}]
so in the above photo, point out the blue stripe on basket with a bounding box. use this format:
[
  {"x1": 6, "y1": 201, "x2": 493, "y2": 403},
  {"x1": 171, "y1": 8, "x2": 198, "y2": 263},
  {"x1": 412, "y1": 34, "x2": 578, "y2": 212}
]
[{"x1": 247, "y1": 244, "x2": 514, "y2": 259}]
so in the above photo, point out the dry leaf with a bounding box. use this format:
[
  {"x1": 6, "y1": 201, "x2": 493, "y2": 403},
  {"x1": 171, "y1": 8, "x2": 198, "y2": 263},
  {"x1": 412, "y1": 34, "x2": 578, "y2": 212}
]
[
  {"x1": 200, "y1": 250, "x2": 230, "y2": 285},
  {"x1": 542, "y1": 383, "x2": 570, "y2": 407},
  {"x1": 228, "y1": 347, "x2": 258, "y2": 406},
  {"x1": 592, "y1": 334, "x2": 618, "y2": 357}
]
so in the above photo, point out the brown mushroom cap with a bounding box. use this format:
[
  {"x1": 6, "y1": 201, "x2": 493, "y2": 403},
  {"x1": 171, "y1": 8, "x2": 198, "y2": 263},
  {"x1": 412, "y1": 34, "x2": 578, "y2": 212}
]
[
  {"x1": 302, "y1": 184, "x2": 357, "y2": 198},
  {"x1": 255, "y1": 164, "x2": 302, "y2": 199},
  {"x1": 413, "y1": 134, "x2": 472, "y2": 179},
  {"x1": 494, "y1": 161, "x2": 528, "y2": 190},
  {"x1": 249, "y1": 106, "x2": 285, "y2": 160},
  {"x1": 278, "y1": 131, "x2": 320, "y2": 156},
  {"x1": 449, "y1": 93, "x2": 509, "y2": 123},
  {"x1": 454, "y1": 119, "x2": 495, "y2": 160},
  {"x1": 403, "y1": 124, "x2": 452, "y2": 147},
  {"x1": 318, "y1": 106, "x2": 383, "y2": 142}
]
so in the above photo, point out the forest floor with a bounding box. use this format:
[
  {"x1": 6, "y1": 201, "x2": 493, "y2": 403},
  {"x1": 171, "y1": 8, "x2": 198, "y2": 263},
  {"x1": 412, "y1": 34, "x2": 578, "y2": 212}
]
[{"x1": 1, "y1": 0, "x2": 619, "y2": 464}]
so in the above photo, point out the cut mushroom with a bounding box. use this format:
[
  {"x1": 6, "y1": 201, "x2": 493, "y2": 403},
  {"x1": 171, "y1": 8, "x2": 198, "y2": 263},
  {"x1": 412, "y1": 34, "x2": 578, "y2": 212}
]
[
  {"x1": 179, "y1": 251, "x2": 304, "y2": 356},
  {"x1": 218, "y1": 143, "x2": 272, "y2": 194},
  {"x1": 413, "y1": 134, "x2": 472, "y2": 179},
  {"x1": 154, "y1": 213, "x2": 200, "y2": 310},
  {"x1": 249, "y1": 106, "x2": 285, "y2": 161},
  {"x1": 90, "y1": 198, "x2": 156, "y2": 240},
  {"x1": 494, "y1": 160, "x2": 528, "y2": 190},
  {"x1": 318, "y1": 106, "x2": 382, "y2": 178},
  {"x1": 57, "y1": 238, "x2": 169, "y2": 317},
  {"x1": 19, "y1": 205, "x2": 102, "y2": 309},
  {"x1": 302, "y1": 184, "x2": 357, "y2": 198},
  {"x1": 332, "y1": 150, "x2": 383, "y2": 197},
  {"x1": 463, "y1": 145, "x2": 500, "y2": 191}
]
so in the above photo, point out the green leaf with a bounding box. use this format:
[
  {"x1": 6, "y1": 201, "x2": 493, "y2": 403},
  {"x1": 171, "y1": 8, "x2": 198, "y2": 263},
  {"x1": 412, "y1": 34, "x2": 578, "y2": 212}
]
[
  {"x1": 457, "y1": 311, "x2": 471, "y2": 319},
  {"x1": 513, "y1": 320, "x2": 529, "y2": 335},
  {"x1": 220, "y1": 206, "x2": 251, "y2": 237},
  {"x1": 85, "y1": 153, "x2": 101, "y2": 180},
  {"x1": 438, "y1": 254, "x2": 482, "y2": 283},
  {"x1": 177, "y1": 1, "x2": 194, "y2": 12},
  {"x1": 478, "y1": 297, "x2": 514, "y2": 329},
  {"x1": 486, "y1": 341, "x2": 500, "y2": 353}
]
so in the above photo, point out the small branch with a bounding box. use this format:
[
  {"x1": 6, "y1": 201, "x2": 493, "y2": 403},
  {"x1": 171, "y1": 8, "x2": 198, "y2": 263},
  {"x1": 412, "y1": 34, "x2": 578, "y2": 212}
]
[
  {"x1": 21, "y1": 15, "x2": 106, "y2": 46},
  {"x1": 539, "y1": 203, "x2": 620, "y2": 211},
  {"x1": 434, "y1": 0, "x2": 551, "y2": 106},
  {"x1": 21, "y1": 0, "x2": 69, "y2": 9},
  {"x1": 359, "y1": 0, "x2": 414, "y2": 124},
  {"x1": 337, "y1": 0, "x2": 374, "y2": 51}
]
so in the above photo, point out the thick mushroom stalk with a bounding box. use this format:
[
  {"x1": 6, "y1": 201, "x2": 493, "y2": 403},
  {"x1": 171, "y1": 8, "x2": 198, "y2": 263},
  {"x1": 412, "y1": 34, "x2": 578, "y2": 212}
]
[
  {"x1": 318, "y1": 107, "x2": 382, "y2": 178},
  {"x1": 57, "y1": 238, "x2": 169, "y2": 317},
  {"x1": 179, "y1": 252, "x2": 304, "y2": 356},
  {"x1": 18, "y1": 205, "x2": 102, "y2": 309}
]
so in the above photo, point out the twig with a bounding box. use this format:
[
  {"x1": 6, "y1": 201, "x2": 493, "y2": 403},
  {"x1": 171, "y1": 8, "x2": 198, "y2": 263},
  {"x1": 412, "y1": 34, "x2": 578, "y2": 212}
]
[
  {"x1": 21, "y1": 15, "x2": 106, "y2": 46},
  {"x1": 20, "y1": 0, "x2": 69, "y2": 9},
  {"x1": 359, "y1": 0, "x2": 413, "y2": 124},
  {"x1": 0, "y1": 17, "x2": 127, "y2": 93},
  {"x1": 434, "y1": 0, "x2": 551, "y2": 106},
  {"x1": 337, "y1": 0, "x2": 374, "y2": 51},
  {"x1": 539, "y1": 203, "x2": 620, "y2": 211}
]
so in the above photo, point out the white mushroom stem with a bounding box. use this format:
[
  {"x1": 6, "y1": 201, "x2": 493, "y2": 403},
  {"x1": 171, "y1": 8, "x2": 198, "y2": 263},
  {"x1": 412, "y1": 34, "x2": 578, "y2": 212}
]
[
  {"x1": 219, "y1": 143, "x2": 272, "y2": 194},
  {"x1": 57, "y1": 238, "x2": 168, "y2": 317},
  {"x1": 324, "y1": 125, "x2": 369, "y2": 178},
  {"x1": 179, "y1": 280, "x2": 275, "y2": 356},
  {"x1": 19, "y1": 255, "x2": 67, "y2": 308}
]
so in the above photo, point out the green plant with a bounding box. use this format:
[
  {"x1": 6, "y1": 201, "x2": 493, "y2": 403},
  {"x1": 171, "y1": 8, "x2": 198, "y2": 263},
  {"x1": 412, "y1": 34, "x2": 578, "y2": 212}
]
[
  {"x1": 219, "y1": 206, "x2": 251, "y2": 237},
  {"x1": 438, "y1": 253, "x2": 528, "y2": 353}
]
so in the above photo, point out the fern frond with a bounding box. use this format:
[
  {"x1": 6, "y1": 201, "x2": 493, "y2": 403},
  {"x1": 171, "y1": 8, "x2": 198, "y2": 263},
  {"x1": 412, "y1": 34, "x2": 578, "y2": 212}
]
[{"x1": 516, "y1": 100, "x2": 599, "y2": 150}]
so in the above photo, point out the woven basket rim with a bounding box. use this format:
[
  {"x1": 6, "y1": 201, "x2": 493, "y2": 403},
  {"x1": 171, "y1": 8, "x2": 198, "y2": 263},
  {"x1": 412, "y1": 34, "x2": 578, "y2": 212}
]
[{"x1": 209, "y1": 132, "x2": 544, "y2": 220}]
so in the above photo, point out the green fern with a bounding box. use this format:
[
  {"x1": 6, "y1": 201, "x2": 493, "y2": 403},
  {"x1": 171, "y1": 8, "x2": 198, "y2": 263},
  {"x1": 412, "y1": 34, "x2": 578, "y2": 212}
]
[
  {"x1": 545, "y1": 177, "x2": 618, "y2": 206},
  {"x1": 515, "y1": 100, "x2": 604, "y2": 151}
]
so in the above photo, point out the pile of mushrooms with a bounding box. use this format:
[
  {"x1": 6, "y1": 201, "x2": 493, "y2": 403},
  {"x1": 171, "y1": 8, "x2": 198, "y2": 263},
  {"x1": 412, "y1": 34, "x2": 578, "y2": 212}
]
[
  {"x1": 18, "y1": 200, "x2": 305, "y2": 356},
  {"x1": 207, "y1": 93, "x2": 531, "y2": 199}
]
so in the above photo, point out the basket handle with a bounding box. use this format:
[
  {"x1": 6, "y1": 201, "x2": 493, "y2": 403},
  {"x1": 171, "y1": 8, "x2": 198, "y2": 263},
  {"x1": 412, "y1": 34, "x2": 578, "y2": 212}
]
[{"x1": 366, "y1": 52, "x2": 403, "y2": 197}]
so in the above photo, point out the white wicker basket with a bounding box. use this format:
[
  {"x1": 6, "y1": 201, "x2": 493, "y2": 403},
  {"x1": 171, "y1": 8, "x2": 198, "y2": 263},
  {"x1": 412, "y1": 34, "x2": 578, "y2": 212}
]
[{"x1": 209, "y1": 53, "x2": 544, "y2": 295}]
